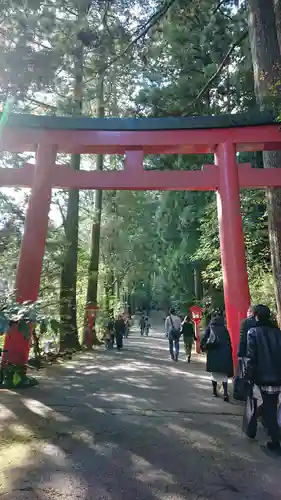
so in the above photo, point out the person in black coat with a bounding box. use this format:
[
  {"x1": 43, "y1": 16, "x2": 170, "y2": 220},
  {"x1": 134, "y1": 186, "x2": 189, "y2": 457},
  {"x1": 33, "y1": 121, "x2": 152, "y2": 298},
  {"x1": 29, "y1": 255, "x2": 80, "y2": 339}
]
[
  {"x1": 238, "y1": 305, "x2": 257, "y2": 358},
  {"x1": 244, "y1": 304, "x2": 281, "y2": 454},
  {"x1": 201, "y1": 309, "x2": 234, "y2": 402},
  {"x1": 114, "y1": 315, "x2": 126, "y2": 350}
]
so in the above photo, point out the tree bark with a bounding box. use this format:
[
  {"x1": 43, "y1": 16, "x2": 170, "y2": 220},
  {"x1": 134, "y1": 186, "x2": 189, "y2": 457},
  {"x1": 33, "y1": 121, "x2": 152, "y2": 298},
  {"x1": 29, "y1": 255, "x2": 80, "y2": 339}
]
[
  {"x1": 248, "y1": 0, "x2": 281, "y2": 323},
  {"x1": 85, "y1": 162, "x2": 103, "y2": 308},
  {"x1": 59, "y1": 12, "x2": 84, "y2": 351},
  {"x1": 274, "y1": 0, "x2": 281, "y2": 51},
  {"x1": 84, "y1": 76, "x2": 104, "y2": 344},
  {"x1": 60, "y1": 156, "x2": 81, "y2": 351},
  {"x1": 194, "y1": 266, "x2": 203, "y2": 301}
]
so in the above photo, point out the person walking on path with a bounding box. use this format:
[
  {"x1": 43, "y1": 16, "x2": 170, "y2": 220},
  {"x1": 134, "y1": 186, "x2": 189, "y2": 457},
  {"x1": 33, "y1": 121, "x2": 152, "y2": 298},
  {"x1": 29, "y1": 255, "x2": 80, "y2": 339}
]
[
  {"x1": 244, "y1": 304, "x2": 281, "y2": 455},
  {"x1": 107, "y1": 315, "x2": 115, "y2": 348},
  {"x1": 237, "y1": 305, "x2": 265, "y2": 416},
  {"x1": 114, "y1": 314, "x2": 126, "y2": 351},
  {"x1": 124, "y1": 317, "x2": 130, "y2": 339},
  {"x1": 181, "y1": 315, "x2": 196, "y2": 363},
  {"x1": 238, "y1": 305, "x2": 257, "y2": 358},
  {"x1": 165, "y1": 308, "x2": 182, "y2": 361},
  {"x1": 201, "y1": 308, "x2": 233, "y2": 402},
  {"x1": 139, "y1": 314, "x2": 145, "y2": 336}
]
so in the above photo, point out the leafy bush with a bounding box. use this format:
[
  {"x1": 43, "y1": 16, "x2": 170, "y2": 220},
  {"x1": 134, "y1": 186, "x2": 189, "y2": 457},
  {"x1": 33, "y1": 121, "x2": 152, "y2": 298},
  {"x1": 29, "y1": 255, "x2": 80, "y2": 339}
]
[{"x1": 0, "y1": 292, "x2": 60, "y2": 341}]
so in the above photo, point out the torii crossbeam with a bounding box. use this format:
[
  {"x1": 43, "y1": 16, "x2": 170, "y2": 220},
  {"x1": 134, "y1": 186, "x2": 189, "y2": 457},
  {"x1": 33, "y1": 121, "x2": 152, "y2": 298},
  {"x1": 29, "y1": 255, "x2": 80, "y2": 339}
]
[{"x1": 1, "y1": 110, "x2": 281, "y2": 364}]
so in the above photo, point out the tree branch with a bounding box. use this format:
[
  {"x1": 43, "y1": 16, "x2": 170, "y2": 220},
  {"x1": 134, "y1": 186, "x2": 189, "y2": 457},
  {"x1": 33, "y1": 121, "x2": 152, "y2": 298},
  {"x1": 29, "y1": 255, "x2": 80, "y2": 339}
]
[
  {"x1": 189, "y1": 29, "x2": 248, "y2": 109},
  {"x1": 104, "y1": 0, "x2": 178, "y2": 71},
  {"x1": 85, "y1": 0, "x2": 179, "y2": 84},
  {"x1": 109, "y1": 261, "x2": 135, "y2": 288},
  {"x1": 212, "y1": 0, "x2": 228, "y2": 15},
  {"x1": 54, "y1": 199, "x2": 67, "y2": 233},
  {"x1": 25, "y1": 97, "x2": 57, "y2": 111}
]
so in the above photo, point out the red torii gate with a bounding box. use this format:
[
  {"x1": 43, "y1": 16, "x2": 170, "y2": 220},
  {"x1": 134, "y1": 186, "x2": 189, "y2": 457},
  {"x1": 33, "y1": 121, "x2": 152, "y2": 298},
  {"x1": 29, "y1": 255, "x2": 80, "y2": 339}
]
[{"x1": 1, "y1": 111, "x2": 281, "y2": 364}]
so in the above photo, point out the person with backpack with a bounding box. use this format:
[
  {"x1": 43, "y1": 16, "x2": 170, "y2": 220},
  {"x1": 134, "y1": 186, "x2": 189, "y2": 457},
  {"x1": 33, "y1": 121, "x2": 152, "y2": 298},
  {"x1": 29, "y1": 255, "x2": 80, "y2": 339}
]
[
  {"x1": 165, "y1": 308, "x2": 182, "y2": 361},
  {"x1": 238, "y1": 305, "x2": 257, "y2": 358},
  {"x1": 200, "y1": 308, "x2": 233, "y2": 402},
  {"x1": 181, "y1": 315, "x2": 196, "y2": 363},
  {"x1": 244, "y1": 304, "x2": 281, "y2": 455}
]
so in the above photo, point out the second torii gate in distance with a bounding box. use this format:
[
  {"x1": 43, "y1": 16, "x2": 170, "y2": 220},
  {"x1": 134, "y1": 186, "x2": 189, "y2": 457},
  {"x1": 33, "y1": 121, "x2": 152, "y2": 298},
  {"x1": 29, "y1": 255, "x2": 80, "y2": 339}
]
[{"x1": 1, "y1": 111, "x2": 281, "y2": 364}]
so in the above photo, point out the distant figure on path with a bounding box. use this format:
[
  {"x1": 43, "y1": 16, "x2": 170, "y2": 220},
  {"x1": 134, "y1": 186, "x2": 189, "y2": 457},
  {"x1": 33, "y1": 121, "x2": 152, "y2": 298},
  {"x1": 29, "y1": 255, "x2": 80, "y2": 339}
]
[
  {"x1": 144, "y1": 317, "x2": 150, "y2": 336},
  {"x1": 244, "y1": 304, "x2": 281, "y2": 455},
  {"x1": 181, "y1": 315, "x2": 196, "y2": 363},
  {"x1": 114, "y1": 315, "x2": 126, "y2": 351},
  {"x1": 139, "y1": 314, "x2": 146, "y2": 336},
  {"x1": 107, "y1": 315, "x2": 115, "y2": 348},
  {"x1": 124, "y1": 317, "x2": 130, "y2": 338},
  {"x1": 201, "y1": 309, "x2": 233, "y2": 402},
  {"x1": 165, "y1": 308, "x2": 182, "y2": 361}
]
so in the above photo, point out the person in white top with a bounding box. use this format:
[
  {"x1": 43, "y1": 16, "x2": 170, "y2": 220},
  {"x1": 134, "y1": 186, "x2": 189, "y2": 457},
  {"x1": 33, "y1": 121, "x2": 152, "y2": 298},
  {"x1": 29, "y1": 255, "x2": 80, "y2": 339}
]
[{"x1": 165, "y1": 308, "x2": 182, "y2": 361}]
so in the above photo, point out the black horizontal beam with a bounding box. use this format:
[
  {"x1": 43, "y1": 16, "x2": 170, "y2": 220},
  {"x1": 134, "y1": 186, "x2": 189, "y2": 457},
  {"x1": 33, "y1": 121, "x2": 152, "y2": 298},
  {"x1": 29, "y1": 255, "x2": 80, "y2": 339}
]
[{"x1": 2, "y1": 110, "x2": 276, "y2": 131}]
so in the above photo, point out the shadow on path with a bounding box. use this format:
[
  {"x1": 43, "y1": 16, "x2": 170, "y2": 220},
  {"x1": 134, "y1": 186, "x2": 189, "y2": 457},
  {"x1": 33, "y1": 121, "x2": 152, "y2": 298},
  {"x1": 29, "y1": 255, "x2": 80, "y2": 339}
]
[{"x1": 0, "y1": 328, "x2": 280, "y2": 500}]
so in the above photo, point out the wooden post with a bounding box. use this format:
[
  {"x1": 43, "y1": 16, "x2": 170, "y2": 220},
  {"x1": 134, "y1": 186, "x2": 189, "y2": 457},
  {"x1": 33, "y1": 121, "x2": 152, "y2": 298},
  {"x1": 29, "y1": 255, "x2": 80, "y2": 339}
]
[
  {"x1": 15, "y1": 144, "x2": 57, "y2": 302},
  {"x1": 3, "y1": 144, "x2": 56, "y2": 368},
  {"x1": 216, "y1": 142, "x2": 250, "y2": 362}
]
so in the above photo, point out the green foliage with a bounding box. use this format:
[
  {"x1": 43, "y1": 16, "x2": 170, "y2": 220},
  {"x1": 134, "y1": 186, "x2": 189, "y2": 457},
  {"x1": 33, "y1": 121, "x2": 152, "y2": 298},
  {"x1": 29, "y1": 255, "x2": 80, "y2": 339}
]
[
  {"x1": 0, "y1": 0, "x2": 277, "y2": 330},
  {"x1": 0, "y1": 292, "x2": 60, "y2": 339}
]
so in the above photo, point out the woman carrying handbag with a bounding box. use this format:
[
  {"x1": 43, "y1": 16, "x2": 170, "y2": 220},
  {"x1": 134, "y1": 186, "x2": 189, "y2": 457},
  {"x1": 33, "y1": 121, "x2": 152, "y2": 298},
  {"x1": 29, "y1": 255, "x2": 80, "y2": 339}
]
[{"x1": 201, "y1": 309, "x2": 234, "y2": 402}]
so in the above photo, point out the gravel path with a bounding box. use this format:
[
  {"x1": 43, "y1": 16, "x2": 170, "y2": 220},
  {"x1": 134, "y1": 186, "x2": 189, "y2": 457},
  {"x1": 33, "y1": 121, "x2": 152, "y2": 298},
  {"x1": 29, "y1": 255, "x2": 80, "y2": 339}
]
[{"x1": 0, "y1": 321, "x2": 280, "y2": 499}]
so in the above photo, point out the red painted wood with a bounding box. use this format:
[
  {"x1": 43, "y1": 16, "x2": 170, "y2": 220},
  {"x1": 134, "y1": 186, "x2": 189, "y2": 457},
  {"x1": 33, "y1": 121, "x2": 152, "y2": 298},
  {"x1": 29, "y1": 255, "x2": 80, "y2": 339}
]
[
  {"x1": 190, "y1": 305, "x2": 203, "y2": 354},
  {"x1": 216, "y1": 143, "x2": 250, "y2": 364},
  {"x1": 124, "y1": 150, "x2": 144, "y2": 171},
  {"x1": 15, "y1": 144, "x2": 57, "y2": 303},
  {"x1": 238, "y1": 165, "x2": 281, "y2": 188},
  {"x1": 0, "y1": 164, "x2": 34, "y2": 187},
  {"x1": 0, "y1": 124, "x2": 281, "y2": 154},
  {"x1": 1, "y1": 161, "x2": 281, "y2": 191},
  {"x1": 237, "y1": 142, "x2": 281, "y2": 153},
  {"x1": 50, "y1": 164, "x2": 220, "y2": 191},
  {"x1": 1, "y1": 120, "x2": 280, "y2": 368},
  {"x1": 2, "y1": 323, "x2": 31, "y2": 366}
]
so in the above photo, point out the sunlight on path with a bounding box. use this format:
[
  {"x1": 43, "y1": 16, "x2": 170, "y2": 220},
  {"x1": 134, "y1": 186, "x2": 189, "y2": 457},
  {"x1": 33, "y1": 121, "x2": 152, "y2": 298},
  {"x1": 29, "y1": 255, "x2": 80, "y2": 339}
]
[{"x1": 0, "y1": 322, "x2": 280, "y2": 499}]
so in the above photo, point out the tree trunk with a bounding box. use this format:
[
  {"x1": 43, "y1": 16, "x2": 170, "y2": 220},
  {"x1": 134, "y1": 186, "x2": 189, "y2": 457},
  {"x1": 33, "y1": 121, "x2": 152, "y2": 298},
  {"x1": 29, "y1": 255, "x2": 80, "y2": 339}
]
[
  {"x1": 248, "y1": 0, "x2": 281, "y2": 323},
  {"x1": 60, "y1": 16, "x2": 84, "y2": 351},
  {"x1": 84, "y1": 76, "x2": 104, "y2": 344},
  {"x1": 104, "y1": 269, "x2": 114, "y2": 316},
  {"x1": 86, "y1": 172, "x2": 103, "y2": 308},
  {"x1": 194, "y1": 266, "x2": 202, "y2": 301},
  {"x1": 274, "y1": 0, "x2": 281, "y2": 51},
  {"x1": 60, "y1": 156, "x2": 81, "y2": 351}
]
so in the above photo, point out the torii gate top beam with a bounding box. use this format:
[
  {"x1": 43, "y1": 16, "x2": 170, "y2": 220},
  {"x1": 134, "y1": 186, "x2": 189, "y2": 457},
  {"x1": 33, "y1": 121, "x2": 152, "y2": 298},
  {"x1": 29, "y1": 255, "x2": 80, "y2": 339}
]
[{"x1": 0, "y1": 110, "x2": 280, "y2": 155}]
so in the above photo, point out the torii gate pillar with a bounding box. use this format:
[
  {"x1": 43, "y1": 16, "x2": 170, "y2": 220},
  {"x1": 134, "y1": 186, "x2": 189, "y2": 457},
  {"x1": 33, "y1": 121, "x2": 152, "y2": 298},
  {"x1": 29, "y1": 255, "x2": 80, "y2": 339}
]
[
  {"x1": 216, "y1": 142, "x2": 250, "y2": 361},
  {"x1": 2, "y1": 144, "x2": 56, "y2": 368}
]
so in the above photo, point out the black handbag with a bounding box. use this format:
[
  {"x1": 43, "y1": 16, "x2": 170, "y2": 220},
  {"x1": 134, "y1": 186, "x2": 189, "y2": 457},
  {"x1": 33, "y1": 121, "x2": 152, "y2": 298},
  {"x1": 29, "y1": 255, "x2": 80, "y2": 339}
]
[
  {"x1": 242, "y1": 384, "x2": 258, "y2": 439},
  {"x1": 233, "y1": 358, "x2": 248, "y2": 401}
]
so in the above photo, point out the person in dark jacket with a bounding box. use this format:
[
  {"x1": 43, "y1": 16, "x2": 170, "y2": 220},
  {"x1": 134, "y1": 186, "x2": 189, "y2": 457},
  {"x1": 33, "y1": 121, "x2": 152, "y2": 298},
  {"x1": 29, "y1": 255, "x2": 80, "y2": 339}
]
[
  {"x1": 244, "y1": 304, "x2": 281, "y2": 454},
  {"x1": 107, "y1": 315, "x2": 115, "y2": 348},
  {"x1": 114, "y1": 315, "x2": 126, "y2": 350},
  {"x1": 238, "y1": 305, "x2": 256, "y2": 358},
  {"x1": 201, "y1": 309, "x2": 233, "y2": 402},
  {"x1": 181, "y1": 315, "x2": 196, "y2": 363},
  {"x1": 139, "y1": 314, "x2": 145, "y2": 336}
]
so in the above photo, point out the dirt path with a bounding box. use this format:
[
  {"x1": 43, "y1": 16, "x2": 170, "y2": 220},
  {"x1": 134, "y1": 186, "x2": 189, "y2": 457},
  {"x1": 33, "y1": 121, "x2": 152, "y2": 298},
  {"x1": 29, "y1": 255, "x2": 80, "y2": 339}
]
[{"x1": 0, "y1": 320, "x2": 280, "y2": 499}]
